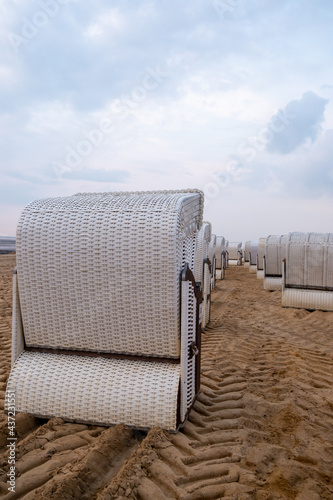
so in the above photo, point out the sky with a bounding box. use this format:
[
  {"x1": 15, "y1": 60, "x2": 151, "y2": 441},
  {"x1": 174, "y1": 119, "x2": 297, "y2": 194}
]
[{"x1": 1, "y1": 0, "x2": 333, "y2": 241}]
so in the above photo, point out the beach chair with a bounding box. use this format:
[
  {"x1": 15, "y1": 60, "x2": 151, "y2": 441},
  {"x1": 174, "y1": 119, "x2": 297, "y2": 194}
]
[
  {"x1": 5, "y1": 190, "x2": 204, "y2": 432},
  {"x1": 194, "y1": 222, "x2": 212, "y2": 329},
  {"x1": 208, "y1": 234, "x2": 217, "y2": 290},
  {"x1": 263, "y1": 235, "x2": 287, "y2": 290},
  {"x1": 282, "y1": 232, "x2": 333, "y2": 311},
  {"x1": 256, "y1": 237, "x2": 266, "y2": 279},
  {"x1": 215, "y1": 236, "x2": 226, "y2": 279},
  {"x1": 228, "y1": 242, "x2": 242, "y2": 266},
  {"x1": 244, "y1": 241, "x2": 251, "y2": 268},
  {"x1": 249, "y1": 240, "x2": 259, "y2": 274}
]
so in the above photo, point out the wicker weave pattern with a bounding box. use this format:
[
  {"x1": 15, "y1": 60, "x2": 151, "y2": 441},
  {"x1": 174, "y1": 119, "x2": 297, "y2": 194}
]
[
  {"x1": 285, "y1": 232, "x2": 333, "y2": 288},
  {"x1": 6, "y1": 352, "x2": 180, "y2": 430},
  {"x1": 16, "y1": 191, "x2": 203, "y2": 358}
]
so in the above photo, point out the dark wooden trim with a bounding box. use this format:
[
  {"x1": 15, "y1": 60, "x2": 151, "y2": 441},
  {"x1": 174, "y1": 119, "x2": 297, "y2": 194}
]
[{"x1": 25, "y1": 346, "x2": 180, "y2": 364}]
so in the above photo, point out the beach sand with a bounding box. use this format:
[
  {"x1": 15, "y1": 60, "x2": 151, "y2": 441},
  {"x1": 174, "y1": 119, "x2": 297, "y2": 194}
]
[{"x1": 0, "y1": 254, "x2": 332, "y2": 499}]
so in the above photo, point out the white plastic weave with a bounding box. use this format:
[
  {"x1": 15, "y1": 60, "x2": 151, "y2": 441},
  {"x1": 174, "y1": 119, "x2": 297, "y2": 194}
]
[
  {"x1": 16, "y1": 191, "x2": 203, "y2": 359},
  {"x1": 5, "y1": 352, "x2": 180, "y2": 430}
]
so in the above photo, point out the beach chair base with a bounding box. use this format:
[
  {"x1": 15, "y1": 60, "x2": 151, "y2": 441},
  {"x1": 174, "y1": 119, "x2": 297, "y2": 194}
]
[{"x1": 282, "y1": 288, "x2": 333, "y2": 312}]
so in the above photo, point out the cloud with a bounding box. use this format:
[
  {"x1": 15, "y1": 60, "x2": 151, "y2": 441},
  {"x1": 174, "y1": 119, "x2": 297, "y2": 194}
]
[{"x1": 266, "y1": 91, "x2": 329, "y2": 154}]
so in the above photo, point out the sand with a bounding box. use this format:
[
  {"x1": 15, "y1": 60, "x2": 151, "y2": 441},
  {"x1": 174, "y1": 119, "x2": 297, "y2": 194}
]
[{"x1": 0, "y1": 254, "x2": 332, "y2": 499}]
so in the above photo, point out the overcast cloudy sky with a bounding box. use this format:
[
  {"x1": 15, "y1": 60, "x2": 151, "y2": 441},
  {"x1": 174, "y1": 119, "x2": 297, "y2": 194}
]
[{"x1": 1, "y1": 0, "x2": 332, "y2": 240}]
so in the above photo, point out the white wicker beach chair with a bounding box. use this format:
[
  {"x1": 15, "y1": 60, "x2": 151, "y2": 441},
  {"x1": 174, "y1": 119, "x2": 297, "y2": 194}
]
[
  {"x1": 282, "y1": 232, "x2": 333, "y2": 311},
  {"x1": 263, "y1": 235, "x2": 288, "y2": 290},
  {"x1": 5, "y1": 190, "x2": 204, "y2": 432},
  {"x1": 194, "y1": 222, "x2": 212, "y2": 330},
  {"x1": 256, "y1": 237, "x2": 266, "y2": 279},
  {"x1": 208, "y1": 234, "x2": 217, "y2": 290},
  {"x1": 244, "y1": 241, "x2": 251, "y2": 268},
  {"x1": 228, "y1": 242, "x2": 242, "y2": 266},
  {"x1": 249, "y1": 240, "x2": 259, "y2": 274}
]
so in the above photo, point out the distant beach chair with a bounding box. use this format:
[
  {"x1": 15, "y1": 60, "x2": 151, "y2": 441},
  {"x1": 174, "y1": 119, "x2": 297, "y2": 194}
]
[
  {"x1": 282, "y1": 232, "x2": 333, "y2": 311},
  {"x1": 263, "y1": 235, "x2": 288, "y2": 290},
  {"x1": 0, "y1": 236, "x2": 16, "y2": 254},
  {"x1": 228, "y1": 242, "x2": 242, "y2": 266},
  {"x1": 208, "y1": 234, "x2": 217, "y2": 290},
  {"x1": 215, "y1": 236, "x2": 226, "y2": 279},
  {"x1": 256, "y1": 237, "x2": 266, "y2": 279},
  {"x1": 194, "y1": 222, "x2": 212, "y2": 330},
  {"x1": 244, "y1": 241, "x2": 251, "y2": 268},
  {"x1": 6, "y1": 190, "x2": 204, "y2": 432},
  {"x1": 249, "y1": 240, "x2": 259, "y2": 274}
]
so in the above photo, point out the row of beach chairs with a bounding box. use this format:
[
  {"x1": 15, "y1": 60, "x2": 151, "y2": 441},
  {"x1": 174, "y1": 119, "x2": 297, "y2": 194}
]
[{"x1": 245, "y1": 233, "x2": 333, "y2": 312}]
